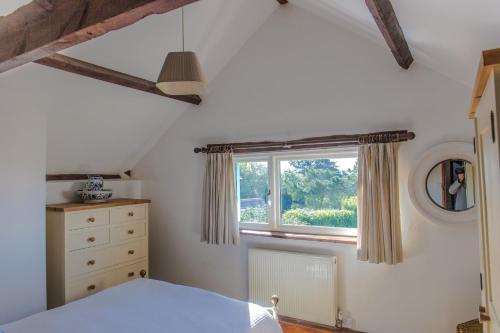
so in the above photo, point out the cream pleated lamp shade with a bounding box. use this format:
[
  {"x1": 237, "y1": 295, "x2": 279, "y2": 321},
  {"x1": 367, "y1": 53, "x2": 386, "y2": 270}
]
[{"x1": 156, "y1": 51, "x2": 206, "y2": 96}]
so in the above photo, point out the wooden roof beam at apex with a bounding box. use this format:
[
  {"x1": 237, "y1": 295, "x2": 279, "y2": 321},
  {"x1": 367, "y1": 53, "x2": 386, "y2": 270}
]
[
  {"x1": 365, "y1": 0, "x2": 413, "y2": 69},
  {"x1": 0, "y1": 0, "x2": 200, "y2": 73}
]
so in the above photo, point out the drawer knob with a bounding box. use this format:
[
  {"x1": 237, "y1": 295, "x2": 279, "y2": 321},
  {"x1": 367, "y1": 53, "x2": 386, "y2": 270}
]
[
  {"x1": 87, "y1": 259, "x2": 95, "y2": 266},
  {"x1": 128, "y1": 272, "x2": 135, "y2": 277},
  {"x1": 87, "y1": 217, "x2": 95, "y2": 223},
  {"x1": 128, "y1": 230, "x2": 135, "y2": 235},
  {"x1": 128, "y1": 212, "x2": 135, "y2": 217},
  {"x1": 140, "y1": 269, "x2": 147, "y2": 278},
  {"x1": 128, "y1": 250, "x2": 135, "y2": 255},
  {"x1": 87, "y1": 285, "x2": 96, "y2": 291},
  {"x1": 87, "y1": 237, "x2": 96, "y2": 243}
]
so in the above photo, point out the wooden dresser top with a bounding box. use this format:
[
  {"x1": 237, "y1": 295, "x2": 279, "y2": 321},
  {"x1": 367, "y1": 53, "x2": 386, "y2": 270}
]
[{"x1": 46, "y1": 198, "x2": 151, "y2": 212}]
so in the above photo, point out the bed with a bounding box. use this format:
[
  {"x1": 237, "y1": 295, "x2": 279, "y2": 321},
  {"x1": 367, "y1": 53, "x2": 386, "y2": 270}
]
[{"x1": 1, "y1": 279, "x2": 282, "y2": 333}]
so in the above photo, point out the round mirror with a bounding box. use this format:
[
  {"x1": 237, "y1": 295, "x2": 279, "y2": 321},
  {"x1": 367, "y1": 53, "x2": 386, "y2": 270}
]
[
  {"x1": 425, "y1": 159, "x2": 475, "y2": 212},
  {"x1": 409, "y1": 142, "x2": 477, "y2": 225}
]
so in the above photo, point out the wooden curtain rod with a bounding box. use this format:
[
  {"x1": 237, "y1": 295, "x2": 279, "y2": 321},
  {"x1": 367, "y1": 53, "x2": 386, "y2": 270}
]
[{"x1": 194, "y1": 130, "x2": 416, "y2": 154}]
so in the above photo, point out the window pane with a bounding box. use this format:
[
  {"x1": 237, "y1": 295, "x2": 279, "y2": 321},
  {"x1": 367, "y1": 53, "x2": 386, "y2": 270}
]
[
  {"x1": 280, "y1": 157, "x2": 358, "y2": 229},
  {"x1": 236, "y1": 161, "x2": 269, "y2": 224}
]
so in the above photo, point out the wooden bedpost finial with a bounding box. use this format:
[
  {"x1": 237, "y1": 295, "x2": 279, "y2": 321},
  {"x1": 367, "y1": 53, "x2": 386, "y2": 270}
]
[
  {"x1": 271, "y1": 295, "x2": 279, "y2": 307},
  {"x1": 270, "y1": 295, "x2": 279, "y2": 320},
  {"x1": 265, "y1": 295, "x2": 279, "y2": 320}
]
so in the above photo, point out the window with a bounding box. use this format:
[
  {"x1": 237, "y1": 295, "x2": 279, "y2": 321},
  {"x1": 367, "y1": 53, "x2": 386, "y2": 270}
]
[
  {"x1": 235, "y1": 149, "x2": 358, "y2": 236},
  {"x1": 235, "y1": 160, "x2": 270, "y2": 224}
]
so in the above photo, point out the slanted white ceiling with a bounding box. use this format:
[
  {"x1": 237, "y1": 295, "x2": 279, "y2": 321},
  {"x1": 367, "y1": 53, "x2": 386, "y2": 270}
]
[
  {"x1": 1, "y1": 0, "x2": 499, "y2": 174},
  {"x1": 0, "y1": 0, "x2": 278, "y2": 174},
  {"x1": 291, "y1": 0, "x2": 500, "y2": 86},
  {"x1": 0, "y1": 0, "x2": 30, "y2": 15}
]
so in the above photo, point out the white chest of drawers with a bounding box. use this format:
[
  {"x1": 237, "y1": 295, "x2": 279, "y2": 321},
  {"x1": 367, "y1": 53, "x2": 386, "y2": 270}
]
[{"x1": 46, "y1": 199, "x2": 150, "y2": 309}]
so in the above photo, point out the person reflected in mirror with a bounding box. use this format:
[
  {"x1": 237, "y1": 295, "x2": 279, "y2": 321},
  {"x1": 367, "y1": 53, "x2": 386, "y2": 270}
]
[{"x1": 448, "y1": 167, "x2": 466, "y2": 211}]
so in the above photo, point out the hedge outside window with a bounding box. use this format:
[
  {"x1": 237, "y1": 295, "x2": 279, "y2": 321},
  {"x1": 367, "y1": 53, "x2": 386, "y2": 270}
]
[{"x1": 235, "y1": 149, "x2": 358, "y2": 236}]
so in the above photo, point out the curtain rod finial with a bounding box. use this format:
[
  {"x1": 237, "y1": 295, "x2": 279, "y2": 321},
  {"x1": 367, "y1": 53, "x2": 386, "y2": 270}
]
[{"x1": 408, "y1": 132, "x2": 416, "y2": 140}]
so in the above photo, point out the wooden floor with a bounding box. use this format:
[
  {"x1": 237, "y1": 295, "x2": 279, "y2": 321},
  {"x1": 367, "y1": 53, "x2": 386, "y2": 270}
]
[{"x1": 280, "y1": 320, "x2": 362, "y2": 333}]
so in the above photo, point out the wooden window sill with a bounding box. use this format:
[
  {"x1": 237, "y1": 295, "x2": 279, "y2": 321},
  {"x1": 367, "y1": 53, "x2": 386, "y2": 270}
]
[
  {"x1": 240, "y1": 229, "x2": 357, "y2": 245},
  {"x1": 280, "y1": 315, "x2": 365, "y2": 332}
]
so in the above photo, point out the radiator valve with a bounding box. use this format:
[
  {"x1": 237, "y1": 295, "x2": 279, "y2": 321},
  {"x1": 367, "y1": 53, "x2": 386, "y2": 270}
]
[{"x1": 336, "y1": 308, "x2": 343, "y2": 329}]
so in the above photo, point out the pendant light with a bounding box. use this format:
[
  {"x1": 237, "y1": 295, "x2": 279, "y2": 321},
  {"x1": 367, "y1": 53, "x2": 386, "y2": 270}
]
[{"x1": 156, "y1": 7, "x2": 206, "y2": 96}]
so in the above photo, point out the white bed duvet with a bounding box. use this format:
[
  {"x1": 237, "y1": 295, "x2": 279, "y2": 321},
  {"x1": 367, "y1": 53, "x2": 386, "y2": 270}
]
[{"x1": 1, "y1": 279, "x2": 282, "y2": 333}]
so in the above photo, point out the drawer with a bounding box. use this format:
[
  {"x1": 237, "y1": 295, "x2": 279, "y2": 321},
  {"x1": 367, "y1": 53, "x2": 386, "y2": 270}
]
[
  {"x1": 68, "y1": 239, "x2": 147, "y2": 277},
  {"x1": 111, "y1": 222, "x2": 146, "y2": 243},
  {"x1": 66, "y1": 209, "x2": 109, "y2": 230},
  {"x1": 110, "y1": 204, "x2": 146, "y2": 224},
  {"x1": 66, "y1": 272, "x2": 106, "y2": 301},
  {"x1": 66, "y1": 260, "x2": 148, "y2": 303},
  {"x1": 112, "y1": 260, "x2": 149, "y2": 285},
  {"x1": 68, "y1": 227, "x2": 110, "y2": 251}
]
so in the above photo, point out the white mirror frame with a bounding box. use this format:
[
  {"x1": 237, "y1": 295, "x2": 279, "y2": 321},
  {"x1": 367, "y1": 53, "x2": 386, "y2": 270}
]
[{"x1": 408, "y1": 141, "x2": 477, "y2": 225}]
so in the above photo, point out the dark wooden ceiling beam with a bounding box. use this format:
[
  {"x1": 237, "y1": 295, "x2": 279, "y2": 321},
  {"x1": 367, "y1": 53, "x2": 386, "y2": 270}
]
[
  {"x1": 35, "y1": 53, "x2": 201, "y2": 105},
  {"x1": 0, "y1": 0, "x2": 199, "y2": 73},
  {"x1": 365, "y1": 0, "x2": 413, "y2": 69},
  {"x1": 46, "y1": 174, "x2": 121, "y2": 181}
]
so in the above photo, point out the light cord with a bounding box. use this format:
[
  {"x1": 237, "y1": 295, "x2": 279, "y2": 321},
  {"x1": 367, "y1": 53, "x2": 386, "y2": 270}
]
[{"x1": 182, "y1": 7, "x2": 185, "y2": 52}]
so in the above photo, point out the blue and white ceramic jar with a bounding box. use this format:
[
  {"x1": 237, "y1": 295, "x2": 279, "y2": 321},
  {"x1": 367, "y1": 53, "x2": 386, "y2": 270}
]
[
  {"x1": 84, "y1": 175, "x2": 104, "y2": 191},
  {"x1": 76, "y1": 175, "x2": 113, "y2": 203}
]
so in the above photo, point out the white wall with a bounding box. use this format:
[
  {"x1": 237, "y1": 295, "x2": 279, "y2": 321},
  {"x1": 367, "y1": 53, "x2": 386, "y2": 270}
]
[
  {"x1": 135, "y1": 5, "x2": 479, "y2": 333},
  {"x1": 43, "y1": 0, "x2": 278, "y2": 175},
  {"x1": 0, "y1": 0, "x2": 278, "y2": 323},
  {"x1": 0, "y1": 67, "x2": 48, "y2": 324}
]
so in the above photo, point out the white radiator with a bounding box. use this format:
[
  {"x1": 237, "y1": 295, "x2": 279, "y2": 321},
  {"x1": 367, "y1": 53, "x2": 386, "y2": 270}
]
[{"x1": 249, "y1": 249, "x2": 337, "y2": 326}]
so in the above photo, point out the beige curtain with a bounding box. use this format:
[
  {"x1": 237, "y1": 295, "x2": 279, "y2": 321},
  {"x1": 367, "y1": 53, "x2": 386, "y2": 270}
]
[
  {"x1": 202, "y1": 152, "x2": 239, "y2": 245},
  {"x1": 357, "y1": 142, "x2": 403, "y2": 264}
]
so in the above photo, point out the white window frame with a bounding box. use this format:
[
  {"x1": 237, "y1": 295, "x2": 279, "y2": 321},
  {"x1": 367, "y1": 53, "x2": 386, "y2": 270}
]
[
  {"x1": 235, "y1": 155, "x2": 272, "y2": 229},
  {"x1": 235, "y1": 147, "x2": 358, "y2": 236}
]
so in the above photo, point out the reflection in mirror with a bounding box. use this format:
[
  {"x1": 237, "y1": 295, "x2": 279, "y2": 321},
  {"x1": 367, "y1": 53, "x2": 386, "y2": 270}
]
[{"x1": 426, "y1": 159, "x2": 475, "y2": 212}]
